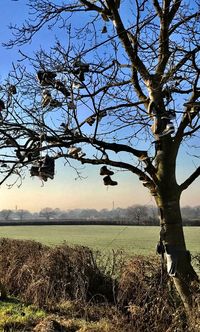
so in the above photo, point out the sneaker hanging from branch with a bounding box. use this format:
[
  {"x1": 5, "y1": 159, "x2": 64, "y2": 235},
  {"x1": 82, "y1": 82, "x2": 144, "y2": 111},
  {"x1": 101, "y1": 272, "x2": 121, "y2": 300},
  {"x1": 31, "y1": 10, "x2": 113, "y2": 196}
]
[
  {"x1": 37, "y1": 71, "x2": 57, "y2": 86},
  {"x1": 68, "y1": 146, "x2": 82, "y2": 158},
  {"x1": 54, "y1": 80, "x2": 70, "y2": 97},
  {"x1": 100, "y1": 166, "x2": 114, "y2": 176},
  {"x1": 39, "y1": 155, "x2": 55, "y2": 180},
  {"x1": 86, "y1": 115, "x2": 96, "y2": 126},
  {"x1": 8, "y1": 85, "x2": 17, "y2": 95},
  {"x1": 103, "y1": 175, "x2": 118, "y2": 186},
  {"x1": 42, "y1": 91, "x2": 51, "y2": 108}
]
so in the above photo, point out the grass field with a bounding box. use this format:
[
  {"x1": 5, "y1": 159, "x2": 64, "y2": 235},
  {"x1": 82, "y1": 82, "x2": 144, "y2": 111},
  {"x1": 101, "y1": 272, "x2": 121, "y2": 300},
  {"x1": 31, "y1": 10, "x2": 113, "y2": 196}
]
[{"x1": 0, "y1": 225, "x2": 199, "y2": 255}]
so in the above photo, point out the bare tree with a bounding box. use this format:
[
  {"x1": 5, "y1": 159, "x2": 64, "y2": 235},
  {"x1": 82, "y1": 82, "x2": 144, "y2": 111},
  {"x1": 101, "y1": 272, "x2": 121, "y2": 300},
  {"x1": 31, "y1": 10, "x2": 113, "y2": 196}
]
[
  {"x1": 0, "y1": 209, "x2": 13, "y2": 221},
  {"x1": 1, "y1": 0, "x2": 200, "y2": 311},
  {"x1": 126, "y1": 205, "x2": 148, "y2": 224},
  {"x1": 39, "y1": 207, "x2": 56, "y2": 221},
  {"x1": 15, "y1": 209, "x2": 30, "y2": 221}
]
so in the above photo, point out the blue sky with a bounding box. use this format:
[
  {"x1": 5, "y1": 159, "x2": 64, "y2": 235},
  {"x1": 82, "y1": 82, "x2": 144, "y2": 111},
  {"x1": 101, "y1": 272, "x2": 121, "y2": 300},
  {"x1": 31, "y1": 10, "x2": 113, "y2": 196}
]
[{"x1": 0, "y1": 0, "x2": 199, "y2": 212}]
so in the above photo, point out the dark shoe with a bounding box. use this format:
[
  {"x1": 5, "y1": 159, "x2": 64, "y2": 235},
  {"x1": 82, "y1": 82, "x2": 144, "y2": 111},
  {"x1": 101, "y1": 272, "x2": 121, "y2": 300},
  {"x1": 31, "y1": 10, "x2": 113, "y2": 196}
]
[
  {"x1": 101, "y1": 25, "x2": 107, "y2": 33},
  {"x1": 103, "y1": 175, "x2": 118, "y2": 186},
  {"x1": 156, "y1": 241, "x2": 165, "y2": 255},
  {"x1": 73, "y1": 61, "x2": 89, "y2": 72},
  {"x1": 80, "y1": 64, "x2": 90, "y2": 73},
  {"x1": 49, "y1": 99, "x2": 62, "y2": 108},
  {"x1": 30, "y1": 165, "x2": 40, "y2": 177},
  {"x1": 86, "y1": 116, "x2": 96, "y2": 126},
  {"x1": 8, "y1": 85, "x2": 17, "y2": 94},
  {"x1": 79, "y1": 71, "x2": 85, "y2": 82},
  {"x1": 54, "y1": 80, "x2": 70, "y2": 97},
  {"x1": 37, "y1": 71, "x2": 56, "y2": 86},
  {"x1": 40, "y1": 169, "x2": 54, "y2": 180},
  {"x1": 39, "y1": 155, "x2": 55, "y2": 179},
  {"x1": 5, "y1": 138, "x2": 17, "y2": 147},
  {"x1": 100, "y1": 166, "x2": 114, "y2": 176}
]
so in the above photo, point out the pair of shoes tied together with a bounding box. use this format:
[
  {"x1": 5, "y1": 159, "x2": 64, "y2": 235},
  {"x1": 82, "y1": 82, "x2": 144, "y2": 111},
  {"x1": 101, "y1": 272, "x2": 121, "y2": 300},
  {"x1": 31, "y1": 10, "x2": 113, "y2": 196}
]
[
  {"x1": 100, "y1": 166, "x2": 118, "y2": 186},
  {"x1": 37, "y1": 71, "x2": 56, "y2": 86},
  {"x1": 30, "y1": 155, "x2": 55, "y2": 182},
  {"x1": 42, "y1": 91, "x2": 62, "y2": 109}
]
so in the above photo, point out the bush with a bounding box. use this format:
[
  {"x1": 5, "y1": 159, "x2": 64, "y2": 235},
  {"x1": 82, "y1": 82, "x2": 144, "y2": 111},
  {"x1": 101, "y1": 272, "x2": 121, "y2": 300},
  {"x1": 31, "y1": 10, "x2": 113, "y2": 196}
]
[
  {"x1": 0, "y1": 239, "x2": 199, "y2": 331},
  {"x1": 117, "y1": 256, "x2": 188, "y2": 332},
  {"x1": 0, "y1": 238, "x2": 113, "y2": 308}
]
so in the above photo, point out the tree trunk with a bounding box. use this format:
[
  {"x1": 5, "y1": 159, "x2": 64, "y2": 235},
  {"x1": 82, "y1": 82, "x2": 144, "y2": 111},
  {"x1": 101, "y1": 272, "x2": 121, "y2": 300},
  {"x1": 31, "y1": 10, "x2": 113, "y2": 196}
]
[
  {"x1": 154, "y1": 139, "x2": 199, "y2": 313},
  {"x1": 158, "y1": 198, "x2": 198, "y2": 311}
]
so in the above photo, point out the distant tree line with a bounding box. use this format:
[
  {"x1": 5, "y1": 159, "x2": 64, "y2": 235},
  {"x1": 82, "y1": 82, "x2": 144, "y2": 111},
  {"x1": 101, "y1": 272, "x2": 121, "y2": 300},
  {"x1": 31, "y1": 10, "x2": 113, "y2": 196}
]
[{"x1": 0, "y1": 205, "x2": 199, "y2": 226}]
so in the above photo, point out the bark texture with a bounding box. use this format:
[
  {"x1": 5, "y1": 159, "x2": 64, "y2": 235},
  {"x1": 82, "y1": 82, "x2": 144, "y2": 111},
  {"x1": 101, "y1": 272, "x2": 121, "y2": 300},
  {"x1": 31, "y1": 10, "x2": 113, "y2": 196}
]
[{"x1": 154, "y1": 136, "x2": 199, "y2": 313}]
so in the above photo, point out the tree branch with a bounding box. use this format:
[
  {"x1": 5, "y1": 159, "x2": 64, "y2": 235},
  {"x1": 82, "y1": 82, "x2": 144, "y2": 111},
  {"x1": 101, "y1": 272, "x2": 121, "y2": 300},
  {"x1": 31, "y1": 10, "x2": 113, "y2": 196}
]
[
  {"x1": 180, "y1": 166, "x2": 200, "y2": 191},
  {"x1": 152, "y1": 0, "x2": 162, "y2": 17},
  {"x1": 106, "y1": 0, "x2": 150, "y2": 80},
  {"x1": 78, "y1": 156, "x2": 143, "y2": 175},
  {"x1": 169, "y1": 12, "x2": 200, "y2": 35},
  {"x1": 168, "y1": 0, "x2": 181, "y2": 24}
]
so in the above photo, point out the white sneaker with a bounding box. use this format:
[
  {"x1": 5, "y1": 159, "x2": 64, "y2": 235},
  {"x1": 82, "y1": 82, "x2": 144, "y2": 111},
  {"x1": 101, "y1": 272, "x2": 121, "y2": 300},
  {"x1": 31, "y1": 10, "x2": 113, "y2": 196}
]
[{"x1": 72, "y1": 82, "x2": 84, "y2": 89}]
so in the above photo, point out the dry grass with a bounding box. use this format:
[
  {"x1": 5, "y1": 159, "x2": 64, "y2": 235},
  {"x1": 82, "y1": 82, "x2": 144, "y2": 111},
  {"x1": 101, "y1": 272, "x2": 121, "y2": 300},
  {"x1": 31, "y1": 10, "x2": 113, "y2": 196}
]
[
  {"x1": 0, "y1": 238, "x2": 199, "y2": 332},
  {"x1": 117, "y1": 256, "x2": 185, "y2": 331},
  {"x1": 0, "y1": 238, "x2": 113, "y2": 308}
]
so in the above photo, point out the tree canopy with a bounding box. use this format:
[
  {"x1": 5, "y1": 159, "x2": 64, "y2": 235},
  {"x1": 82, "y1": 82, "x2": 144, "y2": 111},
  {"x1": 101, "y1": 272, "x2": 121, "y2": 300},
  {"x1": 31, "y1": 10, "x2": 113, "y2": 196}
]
[
  {"x1": 0, "y1": 0, "x2": 200, "y2": 311},
  {"x1": 0, "y1": 0, "x2": 199, "y2": 191}
]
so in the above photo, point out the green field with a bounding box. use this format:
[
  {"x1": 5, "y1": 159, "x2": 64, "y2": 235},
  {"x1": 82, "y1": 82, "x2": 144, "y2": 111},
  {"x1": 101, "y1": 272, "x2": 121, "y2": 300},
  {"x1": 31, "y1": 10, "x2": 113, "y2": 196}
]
[{"x1": 0, "y1": 225, "x2": 199, "y2": 255}]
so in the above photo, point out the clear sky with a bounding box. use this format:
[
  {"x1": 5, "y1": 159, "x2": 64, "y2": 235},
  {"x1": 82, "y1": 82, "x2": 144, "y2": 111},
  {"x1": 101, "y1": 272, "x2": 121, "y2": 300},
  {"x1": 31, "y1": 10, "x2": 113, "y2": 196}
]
[{"x1": 0, "y1": 0, "x2": 199, "y2": 212}]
